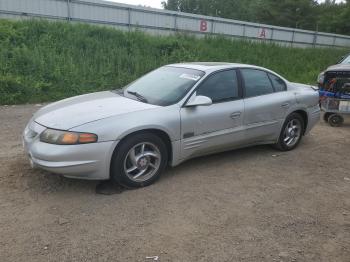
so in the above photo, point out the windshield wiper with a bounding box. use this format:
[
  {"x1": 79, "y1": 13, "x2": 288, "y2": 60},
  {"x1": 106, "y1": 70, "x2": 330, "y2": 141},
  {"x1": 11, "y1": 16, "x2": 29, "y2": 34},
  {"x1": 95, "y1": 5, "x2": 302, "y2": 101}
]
[
  {"x1": 127, "y1": 91, "x2": 148, "y2": 103},
  {"x1": 112, "y1": 89, "x2": 124, "y2": 96}
]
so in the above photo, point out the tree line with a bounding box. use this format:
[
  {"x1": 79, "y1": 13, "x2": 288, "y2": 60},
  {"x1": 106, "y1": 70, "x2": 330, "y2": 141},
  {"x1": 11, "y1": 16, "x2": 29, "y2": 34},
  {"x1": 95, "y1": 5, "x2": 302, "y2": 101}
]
[{"x1": 162, "y1": 0, "x2": 350, "y2": 35}]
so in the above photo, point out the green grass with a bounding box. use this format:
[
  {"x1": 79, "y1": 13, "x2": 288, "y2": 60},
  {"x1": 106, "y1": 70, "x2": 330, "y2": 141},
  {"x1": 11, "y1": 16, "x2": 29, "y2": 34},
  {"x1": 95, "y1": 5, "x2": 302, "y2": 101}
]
[{"x1": 0, "y1": 19, "x2": 348, "y2": 105}]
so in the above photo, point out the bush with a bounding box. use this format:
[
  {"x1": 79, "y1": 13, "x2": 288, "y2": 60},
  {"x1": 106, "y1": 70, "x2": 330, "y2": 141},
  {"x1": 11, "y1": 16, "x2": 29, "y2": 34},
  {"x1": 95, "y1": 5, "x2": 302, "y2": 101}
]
[{"x1": 0, "y1": 19, "x2": 347, "y2": 104}]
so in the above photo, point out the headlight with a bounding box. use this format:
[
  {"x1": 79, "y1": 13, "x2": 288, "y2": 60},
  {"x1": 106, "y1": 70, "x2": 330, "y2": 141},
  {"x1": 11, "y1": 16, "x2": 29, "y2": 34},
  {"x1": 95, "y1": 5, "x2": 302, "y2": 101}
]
[
  {"x1": 40, "y1": 129, "x2": 98, "y2": 145},
  {"x1": 317, "y1": 72, "x2": 325, "y2": 85}
]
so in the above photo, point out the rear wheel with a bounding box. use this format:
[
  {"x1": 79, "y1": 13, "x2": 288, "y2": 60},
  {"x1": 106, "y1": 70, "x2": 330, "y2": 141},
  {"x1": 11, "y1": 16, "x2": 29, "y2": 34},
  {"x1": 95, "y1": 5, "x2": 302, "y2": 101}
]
[
  {"x1": 111, "y1": 133, "x2": 168, "y2": 188},
  {"x1": 328, "y1": 114, "x2": 344, "y2": 127},
  {"x1": 274, "y1": 113, "x2": 304, "y2": 151}
]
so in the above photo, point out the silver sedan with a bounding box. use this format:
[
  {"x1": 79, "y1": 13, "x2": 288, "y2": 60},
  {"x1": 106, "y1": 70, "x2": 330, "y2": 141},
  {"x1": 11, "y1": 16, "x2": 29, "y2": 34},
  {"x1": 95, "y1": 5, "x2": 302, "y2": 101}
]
[{"x1": 23, "y1": 63, "x2": 320, "y2": 187}]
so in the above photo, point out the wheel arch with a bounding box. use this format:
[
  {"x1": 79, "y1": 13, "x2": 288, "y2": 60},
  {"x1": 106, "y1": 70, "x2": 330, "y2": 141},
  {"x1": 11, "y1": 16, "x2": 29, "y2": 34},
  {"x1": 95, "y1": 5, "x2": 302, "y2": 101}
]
[
  {"x1": 111, "y1": 128, "x2": 173, "y2": 167},
  {"x1": 291, "y1": 109, "x2": 308, "y2": 134}
]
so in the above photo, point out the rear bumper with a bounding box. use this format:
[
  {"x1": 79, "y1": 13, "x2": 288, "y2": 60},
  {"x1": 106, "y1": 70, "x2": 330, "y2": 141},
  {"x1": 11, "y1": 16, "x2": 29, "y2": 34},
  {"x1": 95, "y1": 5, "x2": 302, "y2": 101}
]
[
  {"x1": 23, "y1": 121, "x2": 118, "y2": 180},
  {"x1": 305, "y1": 106, "x2": 321, "y2": 134}
]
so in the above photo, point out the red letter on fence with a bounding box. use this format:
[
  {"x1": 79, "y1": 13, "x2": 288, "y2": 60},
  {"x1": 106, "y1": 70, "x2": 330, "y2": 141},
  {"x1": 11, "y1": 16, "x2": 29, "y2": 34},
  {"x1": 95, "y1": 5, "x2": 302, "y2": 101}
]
[
  {"x1": 200, "y1": 20, "x2": 208, "y2": 32},
  {"x1": 258, "y1": 28, "x2": 267, "y2": 38}
]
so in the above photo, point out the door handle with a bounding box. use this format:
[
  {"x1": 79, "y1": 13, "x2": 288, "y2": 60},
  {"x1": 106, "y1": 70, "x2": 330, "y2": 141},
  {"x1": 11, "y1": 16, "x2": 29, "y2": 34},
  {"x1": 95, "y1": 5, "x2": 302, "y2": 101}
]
[
  {"x1": 230, "y1": 112, "x2": 241, "y2": 119},
  {"x1": 281, "y1": 103, "x2": 290, "y2": 108}
]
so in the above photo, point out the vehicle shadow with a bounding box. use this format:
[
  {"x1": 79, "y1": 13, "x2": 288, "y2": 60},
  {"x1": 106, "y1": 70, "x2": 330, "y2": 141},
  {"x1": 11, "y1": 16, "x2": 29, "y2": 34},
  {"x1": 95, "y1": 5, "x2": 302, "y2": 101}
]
[
  {"x1": 8, "y1": 154, "x2": 99, "y2": 195},
  {"x1": 11, "y1": 143, "x2": 297, "y2": 196},
  {"x1": 161, "y1": 144, "x2": 278, "y2": 181}
]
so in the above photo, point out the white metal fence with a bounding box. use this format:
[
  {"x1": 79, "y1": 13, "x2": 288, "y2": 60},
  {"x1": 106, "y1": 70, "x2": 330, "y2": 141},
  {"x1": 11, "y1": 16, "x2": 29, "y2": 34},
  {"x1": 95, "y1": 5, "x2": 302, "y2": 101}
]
[{"x1": 1, "y1": 0, "x2": 350, "y2": 48}]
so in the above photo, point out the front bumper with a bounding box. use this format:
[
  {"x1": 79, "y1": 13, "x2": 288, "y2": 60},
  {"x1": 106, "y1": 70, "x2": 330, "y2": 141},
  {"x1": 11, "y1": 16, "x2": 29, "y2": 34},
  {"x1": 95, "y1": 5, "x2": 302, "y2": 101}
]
[{"x1": 23, "y1": 121, "x2": 118, "y2": 180}]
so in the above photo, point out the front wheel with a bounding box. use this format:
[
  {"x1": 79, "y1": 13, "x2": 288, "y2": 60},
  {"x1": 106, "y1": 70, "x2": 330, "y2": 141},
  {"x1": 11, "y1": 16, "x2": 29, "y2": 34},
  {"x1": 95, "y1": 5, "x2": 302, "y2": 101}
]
[
  {"x1": 111, "y1": 133, "x2": 168, "y2": 188},
  {"x1": 274, "y1": 113, "x2": 304, "y2": 151}
]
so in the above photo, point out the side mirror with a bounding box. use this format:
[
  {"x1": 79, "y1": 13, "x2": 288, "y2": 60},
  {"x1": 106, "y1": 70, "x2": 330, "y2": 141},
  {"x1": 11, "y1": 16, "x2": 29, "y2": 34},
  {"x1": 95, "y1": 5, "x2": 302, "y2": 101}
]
[{"x1": 186, "y1": 95, "x2": 213, "y2": 107}]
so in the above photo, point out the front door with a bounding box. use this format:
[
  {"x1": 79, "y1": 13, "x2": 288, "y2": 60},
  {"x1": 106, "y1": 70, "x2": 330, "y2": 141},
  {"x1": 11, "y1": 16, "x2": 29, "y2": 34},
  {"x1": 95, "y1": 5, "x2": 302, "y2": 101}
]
[{"x1": 180, "y1": 69, "x2": 245, "y2": 160}]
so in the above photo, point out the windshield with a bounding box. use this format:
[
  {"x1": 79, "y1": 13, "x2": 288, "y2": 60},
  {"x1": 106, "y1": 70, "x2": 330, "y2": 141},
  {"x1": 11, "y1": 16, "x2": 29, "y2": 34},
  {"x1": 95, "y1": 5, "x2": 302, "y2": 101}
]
[
  {"x1": 341, "y1": 55, "x2": 350, "y2": 65},
  {"x1": 124, "y1": 66, "x2": 205, "y2": 106}
]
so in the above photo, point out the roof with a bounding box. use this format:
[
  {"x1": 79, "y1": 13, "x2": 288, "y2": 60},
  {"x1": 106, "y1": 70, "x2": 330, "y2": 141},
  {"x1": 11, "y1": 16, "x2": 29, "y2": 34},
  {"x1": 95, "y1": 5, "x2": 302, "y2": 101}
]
[
  {"x1": 167, "y1": 62, "x2": 289, "y2": 82},
  {"x1": 168, "y1": 62, "x2": 265, "y2": 73}
]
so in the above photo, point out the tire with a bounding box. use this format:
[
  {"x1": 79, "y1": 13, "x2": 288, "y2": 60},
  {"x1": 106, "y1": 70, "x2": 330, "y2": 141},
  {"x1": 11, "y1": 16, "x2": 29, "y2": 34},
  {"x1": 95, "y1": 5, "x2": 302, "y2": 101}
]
[
  {"x1": 274, "y1": 113, "x2": 305, "y2": 151},
  {"x1": 328, "y1": 114, "x2": 344, "y2": 127},
  {"x1": 110, "y1": 133, "x2": 168, "y2": 188},
  {"x1": 323, "y1": 112, "x2": 332, "y2": 122}
]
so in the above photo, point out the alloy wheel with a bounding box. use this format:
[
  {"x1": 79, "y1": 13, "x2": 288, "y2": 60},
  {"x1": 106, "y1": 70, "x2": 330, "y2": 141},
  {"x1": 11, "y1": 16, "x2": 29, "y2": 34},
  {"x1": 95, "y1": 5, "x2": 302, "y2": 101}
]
[
  {"x1": 123, "y1": 142, "x2": 161, "y2": 182},
  {"x1": 283, "y1": 119, "x2": 302, "y2": 147}
]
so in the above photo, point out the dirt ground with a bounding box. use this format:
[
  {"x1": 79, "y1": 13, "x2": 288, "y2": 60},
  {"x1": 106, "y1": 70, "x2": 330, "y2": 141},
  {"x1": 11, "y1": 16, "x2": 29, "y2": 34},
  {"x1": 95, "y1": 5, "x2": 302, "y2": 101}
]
[{"x1": 0, "y1": 104, "x2": 349, "y2": 262}]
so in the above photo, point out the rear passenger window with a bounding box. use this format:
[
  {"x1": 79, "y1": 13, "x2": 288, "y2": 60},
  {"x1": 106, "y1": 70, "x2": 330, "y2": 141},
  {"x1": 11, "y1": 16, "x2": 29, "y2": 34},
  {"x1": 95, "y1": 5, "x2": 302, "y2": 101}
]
[
  {"x1": 197, "y1": 70, "x2": 239, "y2": 103},
  {"x1": 241, "y1": 69, "x2": 274, "y2": 98},
  {"x1": 269, "y1": 73, "x2": 286, "y2": 92}
]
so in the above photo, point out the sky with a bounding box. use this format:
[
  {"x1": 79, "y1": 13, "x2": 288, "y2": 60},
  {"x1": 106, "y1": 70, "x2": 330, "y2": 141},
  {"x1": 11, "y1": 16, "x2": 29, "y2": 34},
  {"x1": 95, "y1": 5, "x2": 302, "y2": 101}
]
[{"x1": 107, "y1": 0, "x2": 345, "y2": 10}]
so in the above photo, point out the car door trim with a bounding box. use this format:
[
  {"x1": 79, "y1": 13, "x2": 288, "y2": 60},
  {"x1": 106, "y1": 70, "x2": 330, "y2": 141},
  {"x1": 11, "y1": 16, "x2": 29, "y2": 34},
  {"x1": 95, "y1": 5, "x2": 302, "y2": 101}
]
[
  {"x1": 183, "y1": 126, "x2": 245, "y2": 150},
  {"x1": 244, "y1": 120, "x2": 280, "y2": 130}
]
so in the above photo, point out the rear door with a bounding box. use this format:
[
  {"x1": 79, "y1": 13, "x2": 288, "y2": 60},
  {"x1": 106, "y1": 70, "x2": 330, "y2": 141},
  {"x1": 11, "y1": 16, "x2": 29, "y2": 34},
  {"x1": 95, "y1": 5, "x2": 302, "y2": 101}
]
[
  {"x1": 240, "y1": 68, "x2": 294, "y2": 143},
  {"x1": 180, "y1": 69, "x2": 245, "y2": 160}
]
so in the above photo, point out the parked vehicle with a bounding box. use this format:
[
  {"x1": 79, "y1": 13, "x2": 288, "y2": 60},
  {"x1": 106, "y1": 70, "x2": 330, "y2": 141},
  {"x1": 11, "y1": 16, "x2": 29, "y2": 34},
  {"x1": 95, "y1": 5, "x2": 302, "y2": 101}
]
[
  {"x1": 320, "y1": 97, "x2": 350, "y2": 127},
  {"x1": 23, "y1": 63, "x2": 320, "y2": 187},
  {"x1": 318, "y1": 53, "x2": 350, "y2": 126}
]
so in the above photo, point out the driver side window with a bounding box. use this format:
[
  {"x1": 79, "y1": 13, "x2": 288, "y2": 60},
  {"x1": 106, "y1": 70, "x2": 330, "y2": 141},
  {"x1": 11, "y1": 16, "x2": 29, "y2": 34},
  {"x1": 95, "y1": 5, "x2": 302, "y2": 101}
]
[{"x1": 196, "y1": 70, "x2": 239, "y2": 103}]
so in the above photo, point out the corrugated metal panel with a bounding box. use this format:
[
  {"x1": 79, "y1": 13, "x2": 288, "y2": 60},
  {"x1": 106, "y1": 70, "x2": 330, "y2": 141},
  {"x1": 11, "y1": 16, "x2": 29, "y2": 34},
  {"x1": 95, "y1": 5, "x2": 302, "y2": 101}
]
[
  {"x1": 131, "y1": 10, "x2": 174, "y2": 29},
  {"x1": 316, "y1": 35, "x2": 334, "y2": 45},
  {"x1": 1, "y1": 0, "x2": 350, "y2": 48},
  {"x1": 273, "y1": 30, "x2": 293, "y2": 42},
  {"x1": 71, "y1": 2, "x2": 128, "y2": 24},
  {"x1": 334, "y1": 37, "x2": 350, "y2": 47},
  {"x1": 177, "y1": 16, "x2": 212, "y2": 33},
  {"x1": 1, "y1": 0, "x2": 67, "y2": 17},
  {"x1": 214, "y1": 22, "x2": 244, "y2": 36},
  {"x1": 294, "y1": 32, "x2": 314, "y2": 44},
  {"x1": 244, "y1": 26, "x2": 263, "y2": 38}
]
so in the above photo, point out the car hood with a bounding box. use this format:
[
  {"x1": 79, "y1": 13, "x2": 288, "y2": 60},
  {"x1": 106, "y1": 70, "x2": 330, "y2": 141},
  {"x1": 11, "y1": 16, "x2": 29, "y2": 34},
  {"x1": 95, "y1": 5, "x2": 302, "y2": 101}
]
[
  {"x1": 34, "y1": 91, "x2": 159, "y2": 130},
  {"x1": 326, "y1": 64, "x2": 350, "y2": 72}
]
